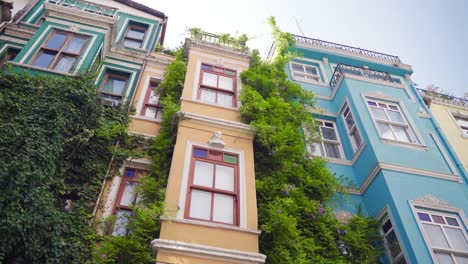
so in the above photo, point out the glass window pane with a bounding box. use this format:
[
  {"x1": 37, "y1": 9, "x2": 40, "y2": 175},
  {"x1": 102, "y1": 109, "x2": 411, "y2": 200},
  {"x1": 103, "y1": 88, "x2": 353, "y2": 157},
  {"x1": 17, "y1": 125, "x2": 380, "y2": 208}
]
[
  {"x1": 103, "y1": 76, "x2": 126, "y2": 95},
  {"x1": 418, "y1": 212, "x2": 431, "y2": 222},
  {"x1": 189, "y1": 190, "x2": 211, "y2": 220},
  {"x1": 45, "y1": 32, "x2": 67, "y2": 49},
  {"x1": 295, "y1": 73, "x2": 306, "y2": 79},
  {"x1": 54, "y1": 56, "x2": 76, "y2": 72},
  {"x1": 305, "y1": 66, "x2": 318, "y2": 75},
  {"x1": 392, "y1": 125, "x2": 411, "y2": 143},
  {"x1": 218, "y1": 92, "x2": 233, "y2": 107},
  {"x1": 225, "y1": 70, "x2": 235, "y2": 76},
  {"x1": 345, "y1": 113, "x2": 355, "y2": 130},
  {"x1": 215, "y1": 165, "x2": 234, "y2": 191},
  {"x1": 155, "y1": 109, "x2": 163, "y2": 120},
  {"x1": 423, "y1": 223, "x2": 449, "y2": 248},
  {"x1": 367, "y1": 101, "x2": 377, "y2": 106},
  {"x1": 395, "y1": 257, "x2": 407, "y2": 264},
  {"x1": 382, "y1": 219, "x2": 393, "y2": 234},
  {"x1": 371, "y1": 107, "x2": 388, "y2": 120},
  {"x1": 144, "y1": 107, "x2": 157, "y2": 118},
  {"x1": 125, "y1": 169, "x2": 136, "y2": 177},
  {"x1": 120, "y1": 181, "x2": 138, "y2": 206},
  {"x1": 112, "y1": 210, "x2": 131, "y2": 236},
  {"x1": 218, "y1": 76, "x2": 234, "y2": 91},
  {"x1": 33, "y1": 51, "x2": 55, "y2": 68},
  {"x1": 193, "y1": 148, "x2": 207, "y2": 158},
  {"x1": 201, "y1": 64, "x2": 212, "y2": 70},
  {"x1": 312, "y1": 142, "x2": 324, "y2": 157},
  {"x1": 200, "y1": 89, "x2": 216, "y2": 104},
  {"x1": 454, "y1": 254, "x2": 468, "y2": 264},
  {"x1": 127, "y1": 28, "x2": 145, "y2": 40},
  {"x1": 351, "y1": 130, "x2": 363, "y2": 149},
  {"x1": 444, "y1": 227, "x2": 468, "y2": 250},
  {"x1": 324, "y1": 142, "x2": 341, "y2": 159},
  {"x1": 377, "y1": 123, "x2": 394, "y2": 140},
  {"x1": 292, "y1": 63, "x2": 303, "y2": 73},
  {"x1": 320, "y1": 126, "x2": 337, "y2": 140},
  {"x1": 223, "y1": 154, "x2": 238, "y2": 164},
  {"x1": 432, "y1": 215, "x2": 445, "y2": 224},
  {"x1": 124, "y1": 39, "x2": 142, "y2": 48},
  {"x1": 446, "y1": 217, "x2": 459, "y2": 226},
  {"x1": 435, "y1": 252, "x2": 455, "y2": 264},
  {"x1": 64, "y1": 37, "x2": 87, "y2": 53},
  {"x1": 386, "y1": 230, "x2": 402, "y2": 258},
  {"x1": 389, "y1": 105, "x2": 399, "y2": 110},
  {"x1": 213, "y1": 193, "x2": 234, "y2": 224},
  {"x1": 148, "y1": 90, "x2": 160, "y2": 104},
  {"x1": 193, "y1": 161, "x2": 214, "y2": 187},
  {"x1": 202, "y1": 72, "x2": 218, "y2": 87},
  {"x1": 388, "y1": 110, "x2": 405, "y2": 123}
]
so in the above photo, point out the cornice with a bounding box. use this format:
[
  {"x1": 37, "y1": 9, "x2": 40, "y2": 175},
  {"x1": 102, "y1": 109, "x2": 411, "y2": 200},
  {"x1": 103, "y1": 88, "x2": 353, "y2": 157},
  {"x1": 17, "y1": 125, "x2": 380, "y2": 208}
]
[
  {"x1": 44, "y1": 3, "x2": 116, "y2": 29},
  {"x1": 185, "y1": 38, "x2": 251, "y2": 63},
  {"x1": 181, "y1": 111, "x2": 256, "y2": 134},
  {"x1": 3, "y1": 23, "x2": 35, "y2": 40},
  {"x1": 412, "y1": 194, "x2": 453, "y2": 209},
  {"x1": 107, "y1": 49, "x2": 145, "y2": 64}
]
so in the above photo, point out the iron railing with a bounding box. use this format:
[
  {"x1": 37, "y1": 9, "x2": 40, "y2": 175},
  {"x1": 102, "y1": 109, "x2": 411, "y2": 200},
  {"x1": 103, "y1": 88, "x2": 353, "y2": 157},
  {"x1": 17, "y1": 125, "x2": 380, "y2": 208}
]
[
  {"x1": 292, "y1": 35, "x2": 401, "y2": 64},
  {"x1": 330, "y1": 64, "x2": 393, "y2": 91},
  {"x1": 45, "y1": 0, "x2": 118, "y2": 18},
  {"x1": 188, "y1": 30, "x2": 247, "y2": 50},
  {"x1": 416, "y1": 88, "x2": 468, "y2": 107}
]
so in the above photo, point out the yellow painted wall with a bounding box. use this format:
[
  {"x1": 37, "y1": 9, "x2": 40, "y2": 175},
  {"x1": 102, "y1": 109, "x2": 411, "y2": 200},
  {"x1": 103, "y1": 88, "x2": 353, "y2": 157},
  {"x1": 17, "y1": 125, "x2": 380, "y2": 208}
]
[
  {"x1": 430, "y1": 102, "x2": 468, "y2": 171},
  {"x1": 157, "y1": 250, "x2": 241, "y2": 264}
]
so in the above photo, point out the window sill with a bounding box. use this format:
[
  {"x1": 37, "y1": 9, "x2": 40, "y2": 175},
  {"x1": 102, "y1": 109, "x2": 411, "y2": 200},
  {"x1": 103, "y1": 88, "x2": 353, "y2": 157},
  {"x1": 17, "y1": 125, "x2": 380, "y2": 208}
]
[
  {"x1": 119, "y1": 44, "x2": 148, "y2": 53},
  {"x1": 381, "y1": 138, "x2": 427, "y2": 150},
  {"x1": 292, "y1": 77, "x2": 329, "y2": 87},
  {"x1": 311, "y1": 144, "x2": 366, "y2": 166},
  {"x1": 181, "y1": 97, "x2": 240, "y2": 112},
  {"x1": 9, "y1": 62, "x2": 76, "y2": 76},
  {"x1": 160, "y1": 217, "x2": 261, "y2": 235},
  {"x1": 131, "y1": 115, "x2": 162, "y2": 123}
]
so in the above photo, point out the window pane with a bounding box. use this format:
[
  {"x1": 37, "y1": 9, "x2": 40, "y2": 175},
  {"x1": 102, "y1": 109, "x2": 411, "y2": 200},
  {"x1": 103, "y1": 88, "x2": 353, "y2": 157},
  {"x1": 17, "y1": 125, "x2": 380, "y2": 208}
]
[
  {"x1": 201, "y1": 64, "x2": 212, "y2": 70},
  {"x1": 123, "y1": 39, "x2": 142, "y2": 48},
  {"x1": 435, "y1": 252, "x2": 455, "y2": 264},
  {"x1": 144, "y1": 107, "x2": 157, "y2": 118},
  {"x1": 292, "y1": 63, "x2": 303, "y2": 73},
  {"x1": 202, "y1": 72, "x2": 218, "y2": 87},
  {"x1": 386, "y1": 230, "x2": 402, "y2": 258},
  {"x1": 305, "y1": 66, "x2": 318, "y2": 75},
  {"x1": 444, "y1": 227, "x2": 468, "y2": 250},
  {"x1": 382, "y1": 219, "x2": 393, "y2": 234},
  {"x1": 432, "y1": 215, "x2": 445, "y2": 224},
  {"x1": 324, "y1": 142, "x2": 341, "y2": 159},
  {"x1": 125, "y1": 169, "x2": 136, "y2": 177},
  {"x1": 127, "y1": 28, "x2": 145, "y2": 40},
  {"x1": 371, "y1": 107, "x2": 388, "y2": 120},
  {"x1": 215, "y1": 165, "x2": 234, "y2": 191},
  {"x1": 351, "y1": 130, "x2": 363, "y2": 149},
  {"x1": 377, "y1": 123, "x2": 394, "y2": 140},
  {"x1": 45, "y1": 32, "x2": 67, "y2": 49},
  {"x1": 120, "y1": 181, "x2": 138, "y2": 206},
  {"x1": 423, "y1": 223, "x2": 449, "y2": 248},
  {"x1": 392, "y1": 125, "x2": 411, "y2": 143},
  {"x1": 33, "y1": 51, "x2": 55, "y2": 68},
  {"x1": 148, "y1": 90, "x2": 160, "y2": 104},
  {"x1": 320, "y1": 126, "x2": 337, "y2": 140},
  {"x1": 193, "y1": 148, "x2": 207, "y2": 158},
  {"x1": 218, "y1": 76, "x2": 234, "y2": 91},
  {"x1": 103, "y1": 76, "x2": 126, "y2": 95},
  {"x1": 395, "y1": 257, "x2": 407, "y2": 264},
  {"x1": 312, "y1": 142, "x2": 324, "y2": 157},
  {"x1": 387, "y1": 110, "x2": 405, "y2": 123},
  {"x1": 345, "y1": 112, "x2": 355, "y2": 130},
  {"x1": 54, "y1": 56, "x2": 76, "y2": 72},
  {"x1": 200, "y1": 89, "x2": 216, "y2": 103},
  {"x1": 454, "y1": 255, "x2": 468, "y2": 264},
  {"x1": 223, "y1": 154, "x2": 237, "y2": 164},
  {"x1": 446, "y1": 217, "x2": 459, "y2": 227},
  {"x1": 193, "y1": 161, "x2": 214, "y2": 187},
  {"x1": 155, "y1": 109, "x2": 163, "y2": 120},
  {"x1": 213, "y1": 193, "x2": 234, "y2": 224},
  {"x1": 218, "y1": 92, "x2": 233, "y2": 107},
  {"x1": 418, "y1": 212, "x2": 431, "y2": 222},
  {"x1": 64, "y1": 37, "x2": 87, "y2": 53},
  {"x1": 295, "y1": 73, "x2": 306, "y2": 79},
  {"x1": 112, "y1": 210, "x2": 131, "y2": 236},
  {"x1": 189, "y1": 190, "x2": 211, "y2": 220}
]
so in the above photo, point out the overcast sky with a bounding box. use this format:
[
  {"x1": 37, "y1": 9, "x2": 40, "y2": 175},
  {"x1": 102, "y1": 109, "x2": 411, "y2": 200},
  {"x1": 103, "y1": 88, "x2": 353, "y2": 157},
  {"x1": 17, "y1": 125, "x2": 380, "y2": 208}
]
[{"x1": 137, "y1": 0, "x2": 467, "y2": 97}]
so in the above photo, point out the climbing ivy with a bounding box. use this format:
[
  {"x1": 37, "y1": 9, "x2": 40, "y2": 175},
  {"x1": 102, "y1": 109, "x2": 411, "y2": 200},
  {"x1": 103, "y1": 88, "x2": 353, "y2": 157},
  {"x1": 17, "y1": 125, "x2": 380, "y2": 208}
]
[
  {"x1": 239, "y1": 17, "x2": 382, "y2": 263},
  {"x1": 0, "y1": 67, "x2": 132, "y2": 263},
  {"x1": 93, "y1": 48, "x2": 187, "y2": 264}
]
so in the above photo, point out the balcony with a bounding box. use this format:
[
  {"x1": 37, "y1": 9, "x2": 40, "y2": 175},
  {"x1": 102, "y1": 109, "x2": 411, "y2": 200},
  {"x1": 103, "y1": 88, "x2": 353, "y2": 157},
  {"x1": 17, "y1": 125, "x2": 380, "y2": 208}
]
[
  {"x1": 187, "y1": 29, "x2": 247, "y2": 50},
  {"x1": 292, "y1": 35, "x2": 401, "y2": 64},
  {"x1": 330, "y1": 64, "x2": 393, "y2": 91},
  {"x1": 417, "y1": 88, "x2": 468, "y2": 108},
  {"x1": 45, "y1": 0, "x2": 118, "y2": 18}
]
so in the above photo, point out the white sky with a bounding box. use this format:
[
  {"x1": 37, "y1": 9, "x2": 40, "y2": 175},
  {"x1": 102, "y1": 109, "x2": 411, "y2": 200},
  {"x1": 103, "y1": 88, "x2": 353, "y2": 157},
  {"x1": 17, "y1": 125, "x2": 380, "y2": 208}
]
[{"x1": 137, "y1": 0, "x2": 468, "y2": 97}]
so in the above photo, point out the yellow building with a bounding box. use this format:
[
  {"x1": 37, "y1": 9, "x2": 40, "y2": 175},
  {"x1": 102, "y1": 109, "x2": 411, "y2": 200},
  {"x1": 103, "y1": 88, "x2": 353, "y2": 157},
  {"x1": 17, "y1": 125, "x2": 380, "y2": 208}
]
[{"x1": 418, "y1": 88, "x2": 468, "y2": 172}]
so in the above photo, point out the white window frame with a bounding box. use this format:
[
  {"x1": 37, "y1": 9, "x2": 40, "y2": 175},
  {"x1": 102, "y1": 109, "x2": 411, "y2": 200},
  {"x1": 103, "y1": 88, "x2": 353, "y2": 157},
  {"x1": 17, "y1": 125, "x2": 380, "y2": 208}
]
[
  {"x1": 365, "y1": 99, "x2": 418, "y2": 144},
  {"x1": 450, "y1": 111, "x2": 468, "y2": 139},
  {"x1": 380, "y1": 214, "x2": 408, "y2": 264},
  {"x1": 309, "y1": 119, "x2": 345, "y2": 160},
  {"x1": 341, "y1": 103, "x2": 364, "y2": 153}
]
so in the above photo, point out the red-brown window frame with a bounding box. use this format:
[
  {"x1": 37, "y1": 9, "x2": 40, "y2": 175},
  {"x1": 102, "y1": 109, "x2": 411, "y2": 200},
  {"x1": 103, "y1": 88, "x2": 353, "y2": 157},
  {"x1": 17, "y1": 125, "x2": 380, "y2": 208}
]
[
  {"x1": 140, "y1": 80, "x2": 163, "y2": 119},
  {"x1": 197, "y1": 63, "x2": 237, "y2": 107},
  {"x1": 122, "y1": 24, "x2": 147, "y2": 49},
  {"x1": 30, "y1": 30, "x2": 88, "y2": 72},
  {"x1": 184, "y1": 147, "x2": 240, "y2": 226}
]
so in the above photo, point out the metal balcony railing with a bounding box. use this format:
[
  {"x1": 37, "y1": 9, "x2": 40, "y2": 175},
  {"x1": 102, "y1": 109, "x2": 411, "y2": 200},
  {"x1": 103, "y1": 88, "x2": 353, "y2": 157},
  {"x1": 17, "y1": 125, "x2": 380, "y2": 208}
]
[
  {"x1": 292, "y1": 35, "x2": 401, "y2": 64},
  {"x1": 416, "y1": 88, "x2": 468, "y2": 107},
  {"x1": 188, "y1": 30, "x2": 247, "y2": 50},
  {"x1": 330, "y1": 64, "x2": 393, "y2": 91},
  {"x1": 45, "y1": 0, "x2": 118, "y2": 18}
]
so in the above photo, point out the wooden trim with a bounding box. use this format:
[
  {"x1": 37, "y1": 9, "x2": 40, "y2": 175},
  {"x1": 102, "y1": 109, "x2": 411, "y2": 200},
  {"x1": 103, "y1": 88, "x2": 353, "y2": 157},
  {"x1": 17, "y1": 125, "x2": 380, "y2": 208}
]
[
  {"x1": 122, "y1": 24, "x2": 148, "y2": 48},
  {"x1": 112, "y1": 167, "x2": 147, "y2": 215},
  {"x1": 141, "y1": 80, "x2": 163, "y2": 117},
  {"x1": 197, "y1": 63, "x2": 237, "y2": 107},
  {"x1": 99, "y1": 72, "x2": 129, "y2": 97}
]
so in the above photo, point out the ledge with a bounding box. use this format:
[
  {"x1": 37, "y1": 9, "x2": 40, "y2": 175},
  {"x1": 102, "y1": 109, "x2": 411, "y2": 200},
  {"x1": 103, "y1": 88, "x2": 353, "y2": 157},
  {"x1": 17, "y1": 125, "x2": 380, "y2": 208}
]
[
  {"x1": 185, "y1": 38, "x2": 251, "y2": 62},
  {"x1": 181, "y1": 111, "x2": 255, "y2": 133},
  {"x1": 9, "y1": 61, "x2": 75, "y2": 76},
  {"x1": 160, "y1": 217, "x2": 261, "y2": 235}
]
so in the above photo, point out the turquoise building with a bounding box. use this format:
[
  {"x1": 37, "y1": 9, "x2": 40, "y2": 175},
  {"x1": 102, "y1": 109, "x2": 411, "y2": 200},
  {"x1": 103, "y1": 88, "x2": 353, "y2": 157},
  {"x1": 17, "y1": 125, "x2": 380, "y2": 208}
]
[{"x1": 281, "y1": 35, "x2": 468, "y2": 264}]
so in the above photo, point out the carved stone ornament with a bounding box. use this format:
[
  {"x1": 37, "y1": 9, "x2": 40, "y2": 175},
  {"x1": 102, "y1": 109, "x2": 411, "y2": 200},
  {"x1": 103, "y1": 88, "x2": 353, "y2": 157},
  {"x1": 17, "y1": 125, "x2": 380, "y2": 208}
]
[
  {"x1": 335, "y1": 210, "x2": 353, "y2": 224},
  {"x1": 208, "y1": 131, "x2": 225, "y2": 148},
  {"x1": 413, "y1": 194, "x2": 452, "y2": 208}
]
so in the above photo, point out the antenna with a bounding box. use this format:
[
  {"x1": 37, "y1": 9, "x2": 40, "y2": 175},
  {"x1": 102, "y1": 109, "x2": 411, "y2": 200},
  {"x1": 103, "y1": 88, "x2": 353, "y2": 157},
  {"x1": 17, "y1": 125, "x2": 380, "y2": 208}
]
[{"x1": 295, "y1": 18, "x2": 305, "y2": 37}]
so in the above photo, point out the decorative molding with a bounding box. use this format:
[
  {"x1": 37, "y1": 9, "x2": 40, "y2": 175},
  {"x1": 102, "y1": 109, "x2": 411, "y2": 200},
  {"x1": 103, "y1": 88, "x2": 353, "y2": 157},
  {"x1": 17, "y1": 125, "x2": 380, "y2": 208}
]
[
  {"x1": 181, "y1": 111, "x2": 255, "y2": 133},
  {"x1": 107, "y1": 49, "x2": 145, "y2": 64},
  {"x1": 159, "y1": 217, "x2": 261, "y2": 235},
  {"x1": 208, "y1": 131, "x2": 225, "y2": 148},
  {"x1": 412, "y1": 194, "x2": 453, "y2": 208},
  {"x1": 151, "y1": 239, "x2": 266, "y2": 264},
  {"x1": 44, "y1": 3, "x2": 116, "y2": 28},
  {"x1": 3, "y1": 24, "x2": 35, "y2": 40},
  {"x1": 185, "y1": 38, "x2": 251, "y2": 62}
]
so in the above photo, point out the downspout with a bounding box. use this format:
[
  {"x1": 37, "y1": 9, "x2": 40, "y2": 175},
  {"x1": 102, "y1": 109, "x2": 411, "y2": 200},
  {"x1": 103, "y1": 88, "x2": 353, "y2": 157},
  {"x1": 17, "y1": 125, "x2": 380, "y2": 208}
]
[{"x1": 407, "y1": 75, "x2": 468, "y2": 182}]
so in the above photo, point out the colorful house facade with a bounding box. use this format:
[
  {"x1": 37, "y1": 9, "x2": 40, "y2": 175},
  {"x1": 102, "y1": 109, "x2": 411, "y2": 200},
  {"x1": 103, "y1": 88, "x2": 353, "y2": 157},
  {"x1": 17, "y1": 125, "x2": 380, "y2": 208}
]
[{"x1": 282, "y1": 35, "x2": 468, "y2": 264}]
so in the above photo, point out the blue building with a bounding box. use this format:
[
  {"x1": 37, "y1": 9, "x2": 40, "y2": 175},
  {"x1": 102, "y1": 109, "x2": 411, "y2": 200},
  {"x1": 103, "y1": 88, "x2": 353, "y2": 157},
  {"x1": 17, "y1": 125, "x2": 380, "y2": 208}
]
[{"x1": 283, "y1": 35, "x2": 468, "y2": 264}]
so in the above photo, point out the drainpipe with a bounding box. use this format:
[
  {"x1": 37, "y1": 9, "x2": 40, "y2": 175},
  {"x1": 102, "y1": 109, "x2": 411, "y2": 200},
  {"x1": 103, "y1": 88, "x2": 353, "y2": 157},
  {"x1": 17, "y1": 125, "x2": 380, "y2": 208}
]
[{"x1": 407, "y1": 76, "x2": 468, "y2": 182}]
